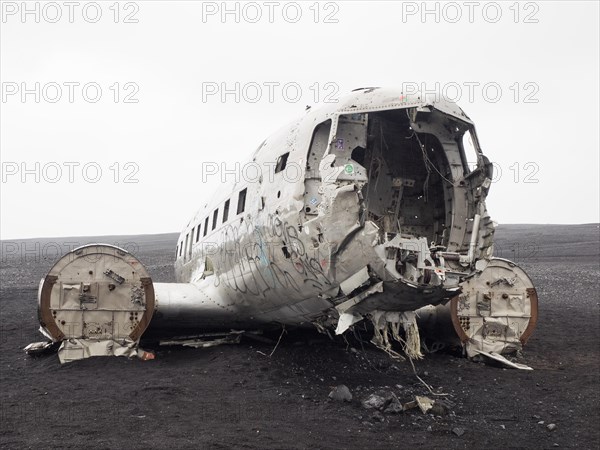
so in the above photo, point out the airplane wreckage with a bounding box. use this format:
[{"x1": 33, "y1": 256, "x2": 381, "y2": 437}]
[{"x1": 28, "y1": 87, "x2": 538, "y2": 364}]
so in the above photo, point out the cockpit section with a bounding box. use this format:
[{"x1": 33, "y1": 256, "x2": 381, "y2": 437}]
[{"x1": 302, "y1": 105, "x2": 494, "y2": 284}]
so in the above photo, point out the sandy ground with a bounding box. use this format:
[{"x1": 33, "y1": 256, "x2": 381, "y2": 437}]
[{"x1": 1, "y1": 224, "x2": 598, "y2": 449}]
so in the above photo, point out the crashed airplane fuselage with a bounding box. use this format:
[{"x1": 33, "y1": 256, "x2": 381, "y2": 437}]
[{"x1": 35, "y1": 87, "x2": 538, "y2": 362}]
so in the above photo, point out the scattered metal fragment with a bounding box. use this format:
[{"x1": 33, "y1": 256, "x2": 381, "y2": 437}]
[
  {"x1": 160, "y1": 331, "x2": 242, "y2": 348},
  {"x1": 415, "y1": 395, "x2": 435, "y2": 414},
  {"x1": 474, "y1": 350, "x2": 533, "y2": 370},
  {"x1": 24, "y1": 341, "x2": 56, "y2": 355}
]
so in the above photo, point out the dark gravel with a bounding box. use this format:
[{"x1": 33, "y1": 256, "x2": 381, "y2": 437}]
[{"x1": 1, "y1": 224, "x2": 598, "y2": 449}]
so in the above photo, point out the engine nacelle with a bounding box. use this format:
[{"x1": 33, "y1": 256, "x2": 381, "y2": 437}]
[{"x1": 37, "y1": 244, "x2": 156, "y2": 362}]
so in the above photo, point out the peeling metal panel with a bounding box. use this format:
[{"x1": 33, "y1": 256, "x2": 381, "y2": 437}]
[{"x1": 57, "y1": 338, "x2": 139, "y2": 364}]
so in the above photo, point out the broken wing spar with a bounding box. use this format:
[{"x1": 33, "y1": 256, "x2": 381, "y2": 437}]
[{"x1": 31, "y1": 87, "x2": 538, "y2": 362}]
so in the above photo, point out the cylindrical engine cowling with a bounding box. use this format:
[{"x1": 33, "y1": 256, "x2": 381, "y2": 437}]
[
  {"x1": 37, "y1": 244, "x2": 243, "y2": 344},
  {"x1": 417, "y1": 257, "x2": 538, "y2": 356},
  {"x1": 38, "y1": 244, "x2": 156, "y2": 343}
]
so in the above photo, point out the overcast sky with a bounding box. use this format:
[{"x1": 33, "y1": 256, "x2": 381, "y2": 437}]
[{"x1": 1, "y1": 0, "x2": 598, "y2": 239}]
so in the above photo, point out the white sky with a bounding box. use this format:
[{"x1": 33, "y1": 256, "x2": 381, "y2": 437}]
[{"x1": 1, "y1": 0, "x2": 598, "y2": 239}]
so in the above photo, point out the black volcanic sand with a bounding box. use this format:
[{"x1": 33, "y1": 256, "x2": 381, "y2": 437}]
[{"x1": 1, "y1": 225, "x2": 598, "y2": 449}]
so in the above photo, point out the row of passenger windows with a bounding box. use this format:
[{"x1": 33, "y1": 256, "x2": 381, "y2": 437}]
[
  {"x1": 175, "y1": 149, "x2": 291, "y2": 260},
  {"x1": 176, "y1": 188, "x2": 247, "y2": 259}
]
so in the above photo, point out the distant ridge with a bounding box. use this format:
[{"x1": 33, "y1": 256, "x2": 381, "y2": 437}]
[{"x1": 2, "y1": 224, "x2": 598, "y2": 263}]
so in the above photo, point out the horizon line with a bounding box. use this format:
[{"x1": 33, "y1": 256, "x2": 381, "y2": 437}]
[{"x1": 1, "y1": 223, "x2": 599, "y2": 242}]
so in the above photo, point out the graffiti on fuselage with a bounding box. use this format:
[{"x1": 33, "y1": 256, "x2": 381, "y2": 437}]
[{"x1": 211, "y1": 213, "x2": 333, "y2": 298}]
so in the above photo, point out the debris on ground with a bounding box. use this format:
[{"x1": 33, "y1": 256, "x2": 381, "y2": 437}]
[
  {"x1": 452, "y1": 427, "x2": 466, "y2": 437},
  {"x1": 329, "y1": 385, "x2": 352, "y2": 402},
  {"x1": 416, "y1": 395, "x2": 435, "y2": 414},
  {"x1": 362, "y1": 393, "x2": 387, "y2": 410},
  {"x1": 474, "y1": 350, "x2": 533, "y2": 370}
]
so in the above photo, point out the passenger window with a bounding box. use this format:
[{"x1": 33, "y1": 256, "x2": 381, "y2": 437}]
[
  {"x1": 212, "y1": 209, "x2": 218, "y2": 230},
  {"x1": 237, "y1": 188, "x2": 247, "y2": 215},
  {"x1": 204, "y1": 217, "x2": 209, "y2": 236},
  {"x1": 184, "y1": 233, "x2": 189, "y2": 260},
  {"x1": 275, "y1": 152, "x2": 289, "y2": 173},
  {"x1": 178, "y1": 241, "x2": 183, "y2": 257},
  {"x1": 223, "y1": 199, "x2": 230, "y2": 223},
  {"x1": 196, "y1": 224, "x2": 201, "y2": 242}
]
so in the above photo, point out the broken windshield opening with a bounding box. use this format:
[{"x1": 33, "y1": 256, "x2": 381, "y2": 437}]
[
  {"x1": 360, "y1": 109, "x2": 451, "y2": 245},
  {"x1": 458, "y1": 127, "x2": 480, "y2": 174}
]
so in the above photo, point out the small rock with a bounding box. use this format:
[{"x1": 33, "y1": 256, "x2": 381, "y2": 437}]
[
  {"x1": 383, "y1": 395, "x2": 403, "y2": 414},
  {"x1": 533, "y1": 414, "x2": 541, "y2": 419},
  {"x1": 452, "y1": 427, "x2": 465, "y2": 437},
  {"x1": 362, "y1": 394, "x2": 386, "y2": 410},
  {"x1": 426, "y1": 425, "x2": 432, "y2": 432},
  {"x1": 500, "y1": 424, "x2": 506, "y2": 430},
  {"x1": 547, "y1": 423, "x2": 557, "y2": 431},
  {"x1": 429, "y1": 401, "x2": 449, "y2": 416},
  {"x1": 538, "y1": 421, "x2": 545, "y2": 425},
  {"x1": 329, "y1": 385, "x2": 352, "y2": 402},
  {"x1": 371, "y1": 411, "x2": 385, "y2": 422},
  {"x1": 403, "y1": 400, "x2": 418, "y2": 411}
]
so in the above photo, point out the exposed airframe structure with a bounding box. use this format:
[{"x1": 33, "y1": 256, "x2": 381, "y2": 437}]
[{"x1": 32, "y1": 87, "x2": 538, "y2": 363}]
